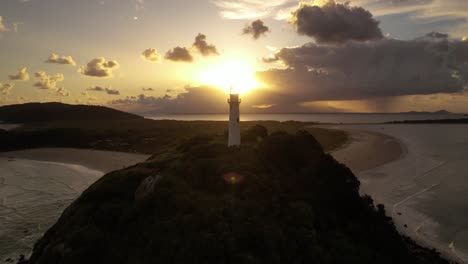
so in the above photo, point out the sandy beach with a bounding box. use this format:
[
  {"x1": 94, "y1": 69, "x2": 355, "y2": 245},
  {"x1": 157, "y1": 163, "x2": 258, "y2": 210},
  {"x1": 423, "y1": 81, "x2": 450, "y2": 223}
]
[
  {"x1": 0, "y1": 148, "x2": 150, "y2": 261},
  {"x1": 332, "y1": 125, "x2": 468, "y2": 263},
  {"x1": 0, "y1": 148, "x2": 150, "y2": 173}
]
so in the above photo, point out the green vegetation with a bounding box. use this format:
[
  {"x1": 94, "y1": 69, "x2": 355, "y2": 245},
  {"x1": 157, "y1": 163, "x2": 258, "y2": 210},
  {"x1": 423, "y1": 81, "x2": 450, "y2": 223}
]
[
  {"x1": 28, "y1": 130, "x2": 448, "y2": 264},
  {"x1": 0, "y1": 104, "x2": 347, "y2": 153}
]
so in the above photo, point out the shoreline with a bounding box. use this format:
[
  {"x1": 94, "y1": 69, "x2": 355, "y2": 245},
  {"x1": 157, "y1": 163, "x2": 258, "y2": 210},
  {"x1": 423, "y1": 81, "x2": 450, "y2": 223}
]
[
  {"x1": 332, "y1": 126, "x2": 465, "y2": 263},
  {"x1": 0, "y1": 148, "x2": 150, "y2": 261},
  {"x1": 0, "y1": 148, "x2": 151, "y2": 173}
]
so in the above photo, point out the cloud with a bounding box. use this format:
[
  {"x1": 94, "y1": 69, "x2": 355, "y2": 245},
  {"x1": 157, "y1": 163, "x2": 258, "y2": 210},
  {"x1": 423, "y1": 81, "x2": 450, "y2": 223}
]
[
  {"x1": 141, "y1": 48, "x2": 162, "y2": 62},
  {"x1": 33, "y1": 71, "x2": 65, "y2": 90},
  {"x1": 258, "y1": 34, "x2": 468, "y2": 101},
  {"x1": 291, "y1": 1, "x2": 383, "y2": 44},
  {"x1": 262, "y1": 54, "x2": 279, "y2": 63},
  {"x1": 165, "y1": 47, "x2": 193, "y2": 62},
  {"x1": 193, "y1": 34, "x2": 219, "y2": 56},
  {"x1": 109, "y1": 85, "x2": 342, "y2": 114},
  {"x1": 79, "y1": 57, "x2": 120, "y2": 78},
  {"x1": 213, "y1": 0, "x2": 298, "y2": 19},
  {"x1": 46, "y1": 53, "x2": 76, "y2": 66},
  {"x1": 9, "y1": 67, "x2": 30, "y2": 81},
  {"x1": 0, "y1": 83, "x2": 14, "y2": 95},
  {"x1": 55, "y1": 87, "x2": 70, "y2": 97},
  {"x1": 243, "y1": 19, "x2": 270, "y2": 39},
  {"x1": 0, "y1": 16, "x2": 8, "y2": 32},
  {"x1": 87, "y1": 85, "x2": 121, "y2": 95}
]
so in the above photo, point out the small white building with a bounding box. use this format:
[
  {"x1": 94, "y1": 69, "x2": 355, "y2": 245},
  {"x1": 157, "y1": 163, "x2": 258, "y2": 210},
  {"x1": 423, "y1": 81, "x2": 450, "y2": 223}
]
[{"x1": 228, "y1": 92, "x2": 241, "y2": 147}]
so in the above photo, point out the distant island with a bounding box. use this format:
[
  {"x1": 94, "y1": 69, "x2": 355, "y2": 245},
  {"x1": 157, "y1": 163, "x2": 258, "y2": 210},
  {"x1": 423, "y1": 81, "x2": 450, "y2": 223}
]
[
  {"x1": 386, "y1": 118, "x2": 468, "y2": 124},
  {"x1": 27, "y1": 129, "x2": 449, "y2": 264},
  {"x1": 398, "y1": 110, "x2": 453, "y2": 115}
]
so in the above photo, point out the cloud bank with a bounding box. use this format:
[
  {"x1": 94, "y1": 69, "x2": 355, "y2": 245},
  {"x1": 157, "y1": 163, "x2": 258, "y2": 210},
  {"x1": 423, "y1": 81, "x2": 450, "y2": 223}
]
[
  {"x1": 291, "y1": 1, "x2": 383, "y2": 44},
  {"x1": 258, "y1": 34, "x2": 468, "y2": 101},
  {"x1": 46, "y1": 53, "x2": 76, "y2": 66},
  {"x1": 9, "y1": 67, "x2": 30, "y2": 81},
  {"x1": 243, "y1": 20, "x2": 270, "y2": 39},
  {"x1": 79, "y1": 57, "x2": 120, "y2": 78}
]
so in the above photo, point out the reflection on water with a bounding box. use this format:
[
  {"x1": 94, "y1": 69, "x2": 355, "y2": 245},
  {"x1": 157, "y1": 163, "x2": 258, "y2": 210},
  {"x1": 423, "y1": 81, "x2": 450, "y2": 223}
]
[{"x1": 0, "y1": 159, "x2": 102, "y2": 261}]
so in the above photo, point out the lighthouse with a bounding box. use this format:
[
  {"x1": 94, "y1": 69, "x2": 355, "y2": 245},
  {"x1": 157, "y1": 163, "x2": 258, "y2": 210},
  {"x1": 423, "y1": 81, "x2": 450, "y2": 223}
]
[{"x1": 228, "y1": 90, "x2": 241, "y2": 147}]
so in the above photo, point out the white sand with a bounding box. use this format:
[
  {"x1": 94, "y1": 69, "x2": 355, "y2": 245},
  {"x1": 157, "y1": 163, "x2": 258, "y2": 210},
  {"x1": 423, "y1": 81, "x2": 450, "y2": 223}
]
[
  {"x1": 332, "y1": 125, "x2": 467, "y2": 263},
  {"x1": 0, "y1": 148, "x2": 150, "y2": 173}
]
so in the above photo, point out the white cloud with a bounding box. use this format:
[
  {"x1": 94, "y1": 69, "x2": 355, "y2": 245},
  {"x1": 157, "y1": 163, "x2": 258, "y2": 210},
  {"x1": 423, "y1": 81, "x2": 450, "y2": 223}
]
[
  {"x1": 0, "y1": 83, "x2": 14, "y2": 95},
  {"x1": 0, "y1": 16, "x2": 8, "y2": 32},
  {"x1": 79, "y1": 57, "x2": 120, "y2": 78},
  {"x1": 46, "y1": 53, "x2": 77, "y2": 66},
  {"x1": 34, "y1": 71, "x2": 65, "y2": 90},
  {"x1": 9, "y1": 67, "x2": 30, "y2": 81},
  {"x1": 213, "y1": 0, "x2": 299, "y2": 19}
]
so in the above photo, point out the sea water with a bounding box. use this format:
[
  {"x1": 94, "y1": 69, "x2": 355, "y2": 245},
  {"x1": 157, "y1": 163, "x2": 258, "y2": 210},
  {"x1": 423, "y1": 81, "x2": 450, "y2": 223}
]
[
  {"x1": 148, "y1": 113, "x2": 465, "y2": 123},
  {"x1": 0, "y1": 158, "x2": 102, "y2": 261},
  {"x1": 339, "y1": 124, "x2": 468, "y2": 262}
]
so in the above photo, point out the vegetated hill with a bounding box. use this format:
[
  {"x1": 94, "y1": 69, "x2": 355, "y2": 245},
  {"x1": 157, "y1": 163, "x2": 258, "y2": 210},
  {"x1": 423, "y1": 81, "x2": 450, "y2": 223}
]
[
  {"x1": 0, "y1": 103, "x2": 143, "y2": 123},
  {"x1": 28, "y1": 129, "x2": 448, "y2": 264}
]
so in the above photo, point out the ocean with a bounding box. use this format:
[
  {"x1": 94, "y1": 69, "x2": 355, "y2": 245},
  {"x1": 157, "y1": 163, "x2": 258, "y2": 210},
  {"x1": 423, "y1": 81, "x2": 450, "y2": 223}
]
[
  {"x1": 147, "y1": 113, "x2": 466, "y2": 123},
  {"x1": 331, "y1": 124, "x2": 468, "y2": 262},
  {"x1": 0, "y1": 158, "x2": 102, "y2": 261}
]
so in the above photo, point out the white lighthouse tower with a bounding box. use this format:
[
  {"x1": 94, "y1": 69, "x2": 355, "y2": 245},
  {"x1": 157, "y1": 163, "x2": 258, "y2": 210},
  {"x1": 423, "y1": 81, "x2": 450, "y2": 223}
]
[{"x1": 228, "y1": 89, "x2": 241, "y2": 147}]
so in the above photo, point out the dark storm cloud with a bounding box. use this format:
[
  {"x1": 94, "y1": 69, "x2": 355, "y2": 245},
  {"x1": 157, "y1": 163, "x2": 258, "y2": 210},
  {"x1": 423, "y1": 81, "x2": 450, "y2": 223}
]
[
  {"x1": 193, "y1": 34, "x2": 219, "y2": 56},
  {"x1": 242, "y1": 20, "x2": 270, "y2": 40},
  {"x1": 291, "y1": 1, "x2": 383, "y2": 44},
  {"x1": 258, "y1": 35, "x2": 468, "y2": 101},
  {"x1": 165, "y1": 47, "x2": 193, "y2": 62}
]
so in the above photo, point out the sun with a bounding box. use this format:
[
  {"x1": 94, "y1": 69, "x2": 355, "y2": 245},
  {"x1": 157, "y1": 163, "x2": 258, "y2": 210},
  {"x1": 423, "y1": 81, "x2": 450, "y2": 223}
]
[{"x1": 197, "y1": 58, "x2": 261, "y2": 94}]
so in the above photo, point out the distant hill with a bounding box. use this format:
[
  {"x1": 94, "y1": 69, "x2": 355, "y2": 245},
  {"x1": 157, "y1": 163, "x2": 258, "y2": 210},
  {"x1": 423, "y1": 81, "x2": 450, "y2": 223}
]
[
  {"x1": 0, "y1": 103, "x2": 143, "y2": 123},
  {"x1": 28, "y1": 130, "x2": 448, "y2": 264},
  {"x1": 386, "y1": 118, "x2": 468, "y2": 124},
  {"x1": 399, "y1": 110, "x2": 452, "y2": 115}
]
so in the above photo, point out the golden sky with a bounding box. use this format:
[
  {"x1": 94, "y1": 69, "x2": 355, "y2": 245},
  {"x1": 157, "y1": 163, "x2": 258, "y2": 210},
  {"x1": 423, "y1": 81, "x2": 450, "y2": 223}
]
[{"x1": 0, "y1": 0, "x2": 467, "y2": 113}]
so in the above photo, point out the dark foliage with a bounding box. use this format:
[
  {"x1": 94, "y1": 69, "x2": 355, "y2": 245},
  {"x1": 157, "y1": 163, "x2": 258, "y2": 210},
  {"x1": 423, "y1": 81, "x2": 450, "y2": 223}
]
[
  {"x1": 242, "y1": 124, "x2": 268, "y2": 143},
  {"x1": 28, "y1": 131, "x2": 448, "y2": 264},
  {"x1": 0, "y1": 102, "x2": 142, "y2": 123}
]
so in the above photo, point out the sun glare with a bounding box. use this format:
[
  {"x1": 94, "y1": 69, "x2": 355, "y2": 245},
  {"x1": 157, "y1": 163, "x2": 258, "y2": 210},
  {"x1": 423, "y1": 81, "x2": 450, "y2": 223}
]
[{"x1": 197, "y1": 59, "x2": 261, "y2": 94}]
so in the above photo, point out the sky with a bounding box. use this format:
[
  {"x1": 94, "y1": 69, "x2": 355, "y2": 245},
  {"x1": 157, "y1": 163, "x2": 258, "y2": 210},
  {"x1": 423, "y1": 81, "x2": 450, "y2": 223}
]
[{"x1": 0, "y1": 0, "x2": 467, "y2": 113}]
